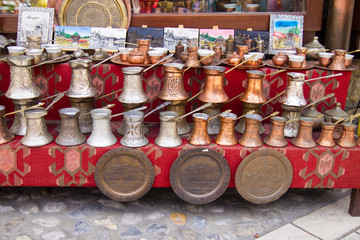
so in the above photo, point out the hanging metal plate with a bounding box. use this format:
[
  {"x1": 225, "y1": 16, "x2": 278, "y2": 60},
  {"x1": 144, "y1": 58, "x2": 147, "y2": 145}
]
[
  {"x1": 235, "y1": 149, "x2": 293, "y2": 204},
  {"x1": 95, "y1": 148, "x2": 155, "y2": 202},
  {"x1": 170, "y1": 148, "x2": 230, "y2": 204}
]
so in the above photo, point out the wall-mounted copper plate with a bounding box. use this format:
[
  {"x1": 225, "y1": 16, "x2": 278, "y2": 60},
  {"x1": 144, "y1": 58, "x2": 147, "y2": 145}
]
[
  {"x1": 235, "y1": 149, "x2": 293, "y2": 204},
  {"x1": 94, "y1": 148, "x2": 155, "y2": 202},
  {"x1": 59, "y1": 0, "x2": 131, "y2": 29},
  {"x1": 170, "y1": 148, "x2": 230, "y2": 204}
]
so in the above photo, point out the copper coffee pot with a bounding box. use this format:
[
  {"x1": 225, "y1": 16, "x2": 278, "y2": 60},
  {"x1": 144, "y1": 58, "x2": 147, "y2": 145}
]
[
  {"x1": 291, "y1": 117, "x2": 316, "y2": 148},
  {"x1": 238, "y1": 113, "x2": 263, "y2": 148},
  {"x1": 264, "y1": 116, "x2": 288, "y2": 148},
  {"x1": 185, "y1": 45, "x2": 200, "y2": 68},
  {"x1": 316, "y1": 122, "x2": 336, "y2": 147},
  {"x1": 328, "y1": 49, "x2": 346, "y2": 70},
  {"x1": 188, "y1": 113, "x2": 211, "y2": 146},
  {"x1": 215, "y1": 112, "x2": 237, "y2": 146},
  {"x1": 236, "y1": 45, "x2": 248, "y2": 61},
  {"x1": 158, "y1": 63, "x2": 189, "y2": 101},
  {"x1": 337, "y1": 123, "x2": 357, "y2": 148},
  {"x1": 0, "y1": 106, "x2": 15, "y2": 144}
]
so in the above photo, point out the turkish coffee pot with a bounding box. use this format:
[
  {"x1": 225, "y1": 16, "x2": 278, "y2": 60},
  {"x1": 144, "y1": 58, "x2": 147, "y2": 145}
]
[
  {"x1": 0, "y1": 106, "x2": 15, "y2": 144},
  {"x1": 56, "y1": 107, "x2": 86, "y2": 146},
  {"x1": 155, "y1": 111, "x2": 182, "y2": 148},
  {"x1": 87, "y1": 108, "x2": 117, "y2": 147}
]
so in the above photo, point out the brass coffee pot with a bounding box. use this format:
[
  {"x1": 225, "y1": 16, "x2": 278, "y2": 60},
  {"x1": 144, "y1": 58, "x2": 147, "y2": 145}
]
[
  {"x1": 238, "y1": 113, "x2": 263, "y2": 148},
  {"x1": 291, "y1": 117, "x2": 316, "y2": 148},
  {"x1": 87, "y1": 108, "x2": 117, "y2": 147},
  {"x1": 155, "y1": 111, "x2": 182, "y2": 148},
  {"x1": 166, "y1": 100, "x2": 191, "y2": 135},
  {"x1": 264, "y1": 116, "x2": 287, "y2": 148},
  {"x1": 215, "y1": 112, "x2": 237, "y2": 146},
  {"x1": 0, "y1": 106, "x2": 15, "y2": 144},
  {"x1": 56, "y1": 108, "x2": 86, "y2": 146},
  {"x1": 120, "y1": 110, "x2": 149, "y2": 148},
  {"x1": 281, "y1": 72, "x2": 307, "y2": 107},
  {"x1": 188, "y1": 113, "x2": 211, "y2": 146}
]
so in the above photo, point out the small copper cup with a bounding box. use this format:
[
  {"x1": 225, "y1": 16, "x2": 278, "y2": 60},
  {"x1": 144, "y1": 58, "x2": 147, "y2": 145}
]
[
  {"x1": 239, "y1": 113, "x2": 263, "y2": 148},
  {"x1": 120, "y1": 49, "x2": 132, "y2": 62},
  {"x1": 288, "y1": 55, "x2": 305, "y2": 68},
  {"x1": 188, "y1": 113, "x2": 211, "y2": 145},
  {"x1": 337, "y1": 123, "x2": 357, "y2": 148},
  {"x1": 148, "y1": 51, "x2": 163, "y2": 64},
  {"x1": 244, "y1": 54, "x2": 259, "y2": 66},
  {"x1": 318, "y1": 53, "x2": 334, "y2": 67},
  {"x1": 291, "y1": 117, "x2": 316, "y2": 148},
  {"x1": 264, "y1": 116, "x2": 287, "y2": 148},
  {"x1": 316, "y1": 122, "x2": 336, "y2": 147},
  {"x1": 215, "y1": 112, "x2": 237, "y2": 146},
  {"x1": 345, "y1": 54, "x2": 354, "y2": 67}
]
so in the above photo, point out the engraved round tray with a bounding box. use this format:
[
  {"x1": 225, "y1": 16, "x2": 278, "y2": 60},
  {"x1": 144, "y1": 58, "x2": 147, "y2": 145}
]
[
  {"x1": 59, "y1": 0, "x2": 131, "y2": 29},
  {"x1": 170, "y1": 148, "x2": 230, "y2": 204},
  {"x1": 94, "y1": 148, "x2": 155, "y2": 202},
  {"x1": 235, "y1": 149, "x2": 293, "y2": 204}
]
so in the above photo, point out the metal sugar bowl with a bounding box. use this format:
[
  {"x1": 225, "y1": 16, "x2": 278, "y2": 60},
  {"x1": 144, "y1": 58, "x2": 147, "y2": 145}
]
[
  {"x1": 155, "y1": 111, "x2": 182, "y2": 148},
  {"x1": 87, "y1": 108, "x2": 117, "y2": 147},
  {"x1": 56, "y1": 108, "x2": 86, "y2": 146},
  {"x1": 120, "y1": 110, "x2": 149, "y2": 148},
  {"x1": 67, "y1": 59, "x2": 97, "y2": 134}
]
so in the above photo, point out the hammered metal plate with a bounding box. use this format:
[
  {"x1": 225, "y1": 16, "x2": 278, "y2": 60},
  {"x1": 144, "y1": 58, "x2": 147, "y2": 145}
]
[
  {"x1": 59, "y1": 0, "x2": 129, "y2": 28},
  {"x1": 235, "y1": 149, "x2": 293, "y2": 204},
  {"x1": 94, "y1": 148, "x2": 155, "y2": 202},
  {"x1": 170, "y1": 148, "x2": 230, "y2": 204}
]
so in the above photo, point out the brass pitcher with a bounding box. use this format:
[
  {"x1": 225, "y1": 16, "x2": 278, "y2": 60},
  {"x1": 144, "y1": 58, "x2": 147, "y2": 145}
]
[
  {"x1": 21, "y1": 108, "x2": 53, "y2": 147},
  {"x1": 158, "y1": 63, "x2": 188, "y2": 101},
  {"x1": 185, "y1": 45, "x2": 200, "y2": 68},
  {"x1": 203, "y1": 103, "x2": 222, "y2": 135},
  {"x1": 87, "y1": 108, "x2": 117, "y2": 147},
  {"x1": 137, "y1": 39, "x2": 151, "y2": 64},
  {"x1": 291, "y1": 117, "x2": 316, "y2": 148},
  {"x1": 0, "y1": 106, "x2": 15, "y2": 144},
  {"x1": 10, "y1": 99, "x2": 34, "y2": 136},
  {"x1": 120, "y1": 110, "x2": 149, "y2": 148},
  {"x1": 238, "y1": 114, "x2": 263, "y2": 148},
  {"x1": 198, "y1": 66, "x2": 229, "y2": 103},
  {"x1": 316, "y1": 122, "x2": 336, "y2": 147},
  {"x1": 328, "y1": 49, "x2": 346, "y2": 70},
  {"x1": 215, "y1": 112, "x2": 237, "y2": 146},
  {"x1": 56, "y1": 108, "x2": 86, "y2": 146},
  {"x1": 117, "y1": 66, "x2": 149, "y2": 135},
  {"x1": 239, "y1": 70, "x2": 266, "y2": 104},
  {"x1": 235, "y1": 102, "x2": 265, "y2": 134},
  {"x1": 155, "y1": 111, "x2": 182, "y2": 148},
  {"x1": 188, "y1": 113, "x2": 211, "y2": 145},
  {"x1": 166, "y1": 100, "x2": 191, "y2": 135},
  {"x1": 282, "y1": 104, "x2": 302, "y2": 138},
  {"x1": 264, "y1": 116, "x2": 287, "y2": 148},
  {"x1": 337, "y1": 123, "x2": 357, "y2": 148},
  {"x1": 281, "y1": 72, "x2": 307, "y2": 107}
]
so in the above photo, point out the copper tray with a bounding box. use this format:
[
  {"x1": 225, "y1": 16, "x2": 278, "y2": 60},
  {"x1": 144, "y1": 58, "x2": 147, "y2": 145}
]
[
  {"x1": 110, "y1": 55, "x2": 173, "y2": 66},
  {"x1": 170, "y1": 148, "x2": 230, "y2": 204},
  {"x1": 265, "y1": 59, "x2": 315, "y2": 70},
  {"x1": 222, "y1": 59, "x2": 266, "y2": 70},
  {"x1": 59, "y1": 0, "x2": 131, "y2": 29},
  {"x1": 94, "y1": 148, "x2": 155, "y2": 202},
  {"x1": 313, "y1": 64, "x2": 359, "y2": 72},
  {"x1": 235, "y1": 149, "x2": 293, "y2": 204}
]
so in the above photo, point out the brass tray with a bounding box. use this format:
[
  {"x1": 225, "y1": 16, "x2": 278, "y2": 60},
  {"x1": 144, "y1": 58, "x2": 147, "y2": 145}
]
[
  {"x1": 59, "y1": 0, "x2": 131, "y2": 29},
  {"x1": 94, "y1": 148, "x2": 155, "y2": 202},
  {"x1": 235, "y1": 149, "x2": 293, "y2": 204},
  {"x1": 222, "y1": 59, "x2": 265, "y2": 70},
  {"x1": 313, "y1": 64, "x2": 359, "y2": 72},
  {"x1": 265, "y1": 59, "x2": 315, "y2": 70},
  {"x1": 170, "y1": 148, "x2": 230, "y2": 204},
  {"x1": 110, "y1": 55, "x2": 173, "y2": 66}
]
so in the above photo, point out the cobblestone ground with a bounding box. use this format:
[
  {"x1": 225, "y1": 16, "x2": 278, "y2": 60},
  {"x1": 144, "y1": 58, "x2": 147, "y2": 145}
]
[{"x1": 0, "y1": 187, "x2": 350, "y2": 240}]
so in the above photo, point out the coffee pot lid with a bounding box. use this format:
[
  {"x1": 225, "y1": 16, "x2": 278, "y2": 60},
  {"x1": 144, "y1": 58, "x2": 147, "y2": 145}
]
[{"x1": 325, "y1": 102, "x2": 349, "y2": 118}]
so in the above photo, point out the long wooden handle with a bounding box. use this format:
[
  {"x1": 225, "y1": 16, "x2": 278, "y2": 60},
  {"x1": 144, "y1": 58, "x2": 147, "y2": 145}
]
[
  {"x1": 207, "y1": 109, "x2": 231, "y2": 122},
  {"x1": 91, "y1": 51, "x2": 124, "y2": 69},
  {"x1": 347, "y1": 49, "x2": 360, "y2": 54},
  {"x1": 28, "y1": 54, "x2": 71, "y2": 69},
  {"x1": 236, "y1": 110, "x2": 255, "y2": 120},
  {"x1": 42, "y1": 91, "x2": 66, "y2": 101},
  {"x1": 301, "y1": 93, "x2": 335, "y2": 110},
  {"x1": 225, "y1": 54, "x2": 257, "y2": 74},
  {"x1": 3, "y1": 102, "x2": 45, "y2": 117},
  {"x1": 143, "y1": 53, "x2": 174, "y2": 73},
  {"x1": 95, "y1": 88, "x2": 123, "y2": 101},
  {"x1": 350, "y1": 113, "x2": 360, "y2": 124},
  {"x1": 264, "y1": 69, "x2": 286, "y2": 77},
  {"x1": 261, "y1": 90, "x2": 286, "y2": 106},
  {"x1": 45, "y1": 92, "x2": 65, "y2": 111},
  {"x1": 262, "y1": 111, "x2": 279, "y2": 121},
  {"x1": 301, "y1": 73, "x2": 343, "y2": 83},
  {"x1": 187, "y1": 90, "x2": 203, "y2": 103},
  {"x1": 111, "y1": 106, "x2": 147, "y2": 118},
  {"x1": 184, "y1": 52, "x2": 215, "y2": 72},
  {"x1": 177, "y1": 102, "x2": 212, "y2": 120},
  {"x1": 143, "y1": 101, "x2": 171, "y2": 119},
  {"x1": 224, "y1": 93, "x2": 243, "y2": 105}
]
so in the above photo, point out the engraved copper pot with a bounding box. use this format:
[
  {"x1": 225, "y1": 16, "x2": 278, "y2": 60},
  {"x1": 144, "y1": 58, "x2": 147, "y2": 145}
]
[
  {"x1": 185, "y1": 45, "x2": 200, "y2": 68},
  {"x1": 26, "y1": 36, "x2": 42, "y2": 49},
  {"x1": 175, "y1": 41, "x2": 184, "y2": 59},
  {"x1": 264, "y1": 116, "x2": 287, "y2": 147},
  {"x1": 158, "y1": 63, "x2": 189, "y2": 101},
  {"x1": 120, "y1": 110, "x2": 149, "y2": 148},
  {"x1": 69, "y1": 97, "x2": 93, "y2": 134},
  {"x1": 328, "y1": 49, "x2": 346, "y2": 70},
  {"x1": 316, "y1": 122, "x2": 336, "y2": 147},
  {"x1": 239, "y1": 70, "x2": 266, "y2": 104},
  {"x1": 282, "y1": 104, "x2": 302, "y2": 138},
  {"x1": 281, "y1": 72, "x2": 307, "y2": 107},
  {"x1": 301, "y1": 105, "x2": 324, "y2": 130},
  {"x1": 137, "y1": 39, "x2": 151, "y2": 64},
  {"x1": 324, "y1": 102, "x2": 349, "y2": 122},
  {"x1": 291, "y1": 117, "x2": 316, "y2": 148},
  {"x1": 56, "y1": 108, "x2": 86, "y2": 146},
  {"x1": 337, "y1": 123, "x2": 357, "y2": 148},
  {"x1": 235, "y1": 102, "x2": 265, "y2": 134},
  {"x1": 236, "y1": 45, "x2": 248, "y2": 61},
  {"x1": 21, "y1": 108, "x2": 53, "y2": 147},
  {"x1": 155, "y1": 111, "x2": 182, "y2": 148},
  {"x1": 203, "y1": 102, "x2": 222, "y2": 135},
  {"x1": 188, "y1": 113, "x2": 211, "y2": 145},
  {"x1": 117, "y1": 67, "x2": 149, "y2": 135},
  {"x1": 87, "y1": 108, "x2": 117, "y2": 147},
  {"x1": 0, "y1": 106, "x2": 15, "y2": 144},
  {"x1": 67, "y1": 59, "x2": 97, "y2": 98},
  {"x1": 167, "y1": 100, "x2": 191, "y2": 135},
  {"x1": 239, "y1": 113, "x2": 263, "y2": 148},
  {"x1": 215, "y1": 112, "x2": 237, "y2": 146},
  {"x1": 296, "y1": 47, "x2": 308, "y2": 68},
  {"x1": 5, "y1": 55, "x2": 42, "y2": 100},
  {"x1": 198, "y1": 66, "x2": 228, "y2": 103},
  {"x1": 10, "y1": 99, "x2": 34, "y2": 136}
]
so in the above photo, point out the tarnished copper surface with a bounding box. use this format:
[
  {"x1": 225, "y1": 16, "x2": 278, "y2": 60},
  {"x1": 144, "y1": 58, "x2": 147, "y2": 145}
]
[
  {"x1": 127, "y1": 48, "x2": 146, "y2": 64},
  {"x1": 337, "y1": 123, "x2": 357, "y2": 148},
  {"x1": 158, "y1": 63, "x2": 189, "y2": 101},
  {"x1": 238, "y1": 113, "x2": 263, "y2": 148},
  {"x1": 281, "y1": 72, "x2": 307, "y2": 107},
  {"x1": 264, "y1": 116, "x2": 287, "y2": 148},
  {"x1": 94, "y1": 148, "x2": 155, "y2": 202},
  {"x1": 170, "y1": 148, "x2": 230, "y2": 204},
  {"x1": 188, "y1": 113, "x2": 211, "y2": 146},
  {"x1": 185, "y1": 45, "x2": 200, "y2": 68},
  {"x1": 87, "y1": 108, "x2": 117, "y2": 147},
  {"x1": 10, "y1": 99, "x2": 34, "y2": 136},
  {"x1": 175, "y1": 41, "x2": 184, "y2": 59},
  {"x1": 56, "y1": 107, "x2": 86, "y2": 146},
  {"x1": 69, "y1": 97, "x2": 93, "y2": 134},
  {"x1": 215, "y1": 112, "x2": 237, "y2": 146},
  {"x1": 301, "y1": 105, "x2": 323, "y2": 130},
  {"x1": 282, "y1": 104, "x2": 302, "y2": 138},
  {"x1": 137, "y1": 39, "x2": 151, "y2": 64},
  {"x1": 236, "y1": 45, "x2": 248, "y2": 61},
  {"x1": 235, "y1": 149, "x2": 293, "y2": 204},
  {"x1": 272, "y1": 52, "x2": 287, "y2": 67},
  {"x1": 239, "y1": 70, "x2": 266, "y2": 104},
  {"x1": 291, "y1": 117, "x2": 316, "y2": 148},
  {"x1": 167, "y1": 100, "x2": 191, "y2": 135},
  {"x1": 328, "y1": 49, "x2": 346, "y2": 70},
  {"x1": 203, "y1": 102, "x2": 222, "y2": 135},
  {"x1": 155, "y1": 111, "x2": 182, "y2": 148},
  {"x1": 0, "y1": 106, "x2": 14, "y2": 144},
  {"x1": 316, "y1": 122, "x2": 336, "y2": 147},
  {"x1": 227, "y1": 52, "x2": 241, "y2": 65},
  {"x1": 324, "y1": 102, "x2": 349, "y2": 122},
  {"x1": 198, "y1": 66, "x2": 228, "y2": 103},
  {"x1": 235, "y1": 102, "x2": 265, "y2": 134},
  {"x1": 296, "y1": 47, "x2": 308, "y2": 68}
]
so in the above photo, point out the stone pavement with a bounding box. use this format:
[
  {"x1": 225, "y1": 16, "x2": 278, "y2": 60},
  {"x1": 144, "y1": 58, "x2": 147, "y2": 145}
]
[{"x1": 0, "y1": 187, "x2": 358, "y2": 240}]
